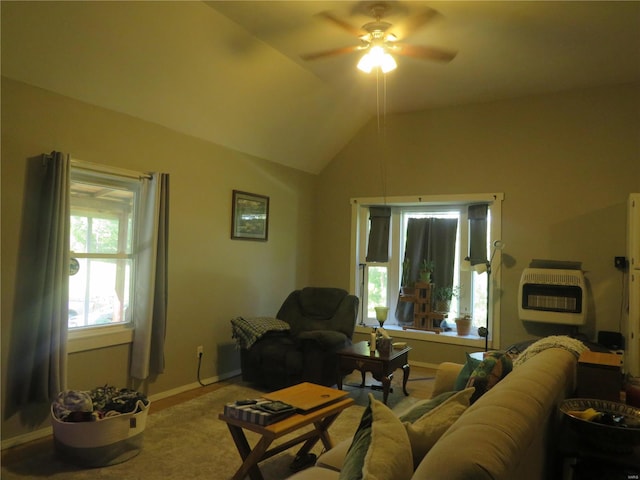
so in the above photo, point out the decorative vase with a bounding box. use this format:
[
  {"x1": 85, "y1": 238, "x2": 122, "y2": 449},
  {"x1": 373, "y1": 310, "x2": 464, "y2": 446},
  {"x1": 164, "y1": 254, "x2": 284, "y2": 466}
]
[
  {"x1": 455, "y1": 315, "x2": 472, "y2": 336},
  {"x1": 376, "y1": 337, "x2": 393, "y2": 355}
]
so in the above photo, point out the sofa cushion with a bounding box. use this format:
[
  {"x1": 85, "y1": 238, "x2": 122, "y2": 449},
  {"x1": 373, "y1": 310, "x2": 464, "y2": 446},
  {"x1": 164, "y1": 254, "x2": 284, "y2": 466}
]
[
  {"x1": 403, "y1": 387, "x2": 474, "y2": 468},
  {"x1": 430, "y1": 362, "x2": 464, "y2": 397},
  {"x1": 287, "y1": 466, "x2": 341, "y2": 480},
  {"x1": 315, "y1": 438, "x2": 352, "y2": 472},
  {"x1": 397, "y1": 390, "x2": 457, "y2": 423},
  {"x1": 454, "y1": 353, "x2": 481, "y2": 390},
  {"x1": 339, "y1": 394, "x2": 413, "y2": 480},
  {"x1": 466, "y1": 352, "x2": 513, "y2": 404}
]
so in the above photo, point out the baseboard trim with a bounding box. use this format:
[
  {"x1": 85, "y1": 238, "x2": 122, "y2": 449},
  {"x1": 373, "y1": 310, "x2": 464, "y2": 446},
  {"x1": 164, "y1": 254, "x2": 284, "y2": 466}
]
[{"x1": 1, "y1": 369, "x2": 242, "y2": 451}]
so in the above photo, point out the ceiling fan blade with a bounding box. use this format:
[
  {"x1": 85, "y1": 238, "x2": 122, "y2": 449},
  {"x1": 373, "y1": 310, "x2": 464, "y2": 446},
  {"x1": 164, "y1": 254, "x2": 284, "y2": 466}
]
[
  {"x1": 402, "y1": 8, "x2": 441, "y2": 38},
  {"x1": 395, "y1": 44, "x2": 457, "y2": 62},
  {"x1": 316, "y1": 11, "x2": 364, "y2": 37},
  {"x1": 300, "y1": 45, "x2": 361, "y2": 61}
]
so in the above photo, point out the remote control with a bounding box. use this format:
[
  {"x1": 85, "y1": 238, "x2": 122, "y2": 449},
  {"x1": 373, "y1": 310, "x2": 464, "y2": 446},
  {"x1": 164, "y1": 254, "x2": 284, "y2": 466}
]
[{"x1": 235, "y1": 399, "x2": 257, "y2": 406}]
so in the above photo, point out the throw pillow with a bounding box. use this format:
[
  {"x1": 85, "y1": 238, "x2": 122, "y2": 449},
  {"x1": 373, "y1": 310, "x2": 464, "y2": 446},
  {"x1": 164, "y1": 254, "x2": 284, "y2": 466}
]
[
  {"x1": 339, "y1": 401, "x2": 373, "y2": 480},
  {"x1": 465, "y1": 351, "x2": 513, "y2": 404},
  {"x1": 402, "y1": 387, "x2": 474, "y2": 468},
  {"x1": 453, "y1": 353, "x2": 481, "y2": 390},
  {"x1": 397, "y1": 390, "x2": 456, "y2": 423},
  {"x1": 340, "y1": 394, "x2": 413, "y2": 480}
]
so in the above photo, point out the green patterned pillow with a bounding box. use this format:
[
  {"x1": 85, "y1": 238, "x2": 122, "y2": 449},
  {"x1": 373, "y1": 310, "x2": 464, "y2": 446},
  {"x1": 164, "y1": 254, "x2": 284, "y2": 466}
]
[
  {"x1": 465, "y1": 351, "x2": 513, "y2": 403},
  {"x1": 453, "y1": 353, "x2": 481, "y2": 391}
]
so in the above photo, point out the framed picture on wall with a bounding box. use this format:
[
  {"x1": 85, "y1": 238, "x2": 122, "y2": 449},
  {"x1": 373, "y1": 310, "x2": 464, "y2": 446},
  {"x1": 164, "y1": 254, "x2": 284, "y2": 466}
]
[{"x1": 231, "y1": 190, "x2": 269, "y2": 241}]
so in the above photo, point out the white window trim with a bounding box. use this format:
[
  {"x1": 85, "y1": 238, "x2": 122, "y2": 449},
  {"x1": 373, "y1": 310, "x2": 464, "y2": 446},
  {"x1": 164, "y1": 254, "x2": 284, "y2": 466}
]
[
  {"x1": 350, "y1": 193, "x2": 504, "y2": 350},
  {"x1": 68, "y1": 159, "x2": 149, "y2": 353},
  {"x1": 68, "y1": 324, "x2": 134, "y2": 353}
]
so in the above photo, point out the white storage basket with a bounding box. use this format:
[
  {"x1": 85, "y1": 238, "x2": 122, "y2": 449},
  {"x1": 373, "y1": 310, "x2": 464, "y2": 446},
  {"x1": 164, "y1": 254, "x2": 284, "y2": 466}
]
[{"x1": 51, "y1": 400, "x2": 149, "y2": 467}]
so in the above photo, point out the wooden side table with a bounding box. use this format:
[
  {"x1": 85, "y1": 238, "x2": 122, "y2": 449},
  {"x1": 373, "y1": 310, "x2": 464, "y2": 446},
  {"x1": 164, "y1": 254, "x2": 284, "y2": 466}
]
[
  {"x1": 218, "y1": 383, "x2": 354, "y2": 480},
  {"x1": 337, "y1": 341, "x2": 411, "y2": 404}
]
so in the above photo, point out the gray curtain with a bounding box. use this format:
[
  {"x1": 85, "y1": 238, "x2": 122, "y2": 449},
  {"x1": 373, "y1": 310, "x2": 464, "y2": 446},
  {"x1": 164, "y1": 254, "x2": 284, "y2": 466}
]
[
  {"x1": 468, "y1": 204, "x2": 489, "y2": 265},
  {"x1": 366, "y1": 206, "x2": 391, "y2": 262},
  {"x1": 5, "y1": 152, "x2": 70, "y2": 419},
  {"x1": 395, "y1": 217, "x2": 458, "y2": 324},
  {"x1": 130, "y1": 173, "x2": 170, "y2": 379}
]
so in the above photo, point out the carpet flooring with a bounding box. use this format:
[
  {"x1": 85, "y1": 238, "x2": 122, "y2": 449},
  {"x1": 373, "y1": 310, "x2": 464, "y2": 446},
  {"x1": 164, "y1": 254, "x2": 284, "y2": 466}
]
[{"x1": 1, "y1": 373, "x2": 434, "y2": 479}]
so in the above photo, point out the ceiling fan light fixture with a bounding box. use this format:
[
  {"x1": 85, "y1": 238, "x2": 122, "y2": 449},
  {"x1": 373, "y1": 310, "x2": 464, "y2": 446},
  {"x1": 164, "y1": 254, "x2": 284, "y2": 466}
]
[{"x1": 357, "y1": 45, "x2": 397, "y2": 74}]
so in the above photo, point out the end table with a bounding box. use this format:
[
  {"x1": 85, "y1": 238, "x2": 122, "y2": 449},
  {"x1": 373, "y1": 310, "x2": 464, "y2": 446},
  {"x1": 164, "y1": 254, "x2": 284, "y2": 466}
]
[{"x1": 337, "y1": 340, "x2": 411, "y2": 404}]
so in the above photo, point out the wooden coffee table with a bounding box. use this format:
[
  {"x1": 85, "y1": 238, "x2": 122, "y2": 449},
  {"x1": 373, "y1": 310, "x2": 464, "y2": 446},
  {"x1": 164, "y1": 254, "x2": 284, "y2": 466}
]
[
  {"x1": 337, "y1": 340, "x2": 411, "y2": 404},
  {"x1": 219, "y1": 383, "x2": 354, "y2": 480}
]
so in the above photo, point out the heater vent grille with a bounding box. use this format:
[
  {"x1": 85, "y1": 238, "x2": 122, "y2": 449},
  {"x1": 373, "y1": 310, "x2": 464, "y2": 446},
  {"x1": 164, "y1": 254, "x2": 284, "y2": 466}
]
[
  {"x1": 521, "y1": 271, "x2": 584, "y2": 286},
  {"x1": 518, "y1": 268, "x2": 587, "y2": 325}
]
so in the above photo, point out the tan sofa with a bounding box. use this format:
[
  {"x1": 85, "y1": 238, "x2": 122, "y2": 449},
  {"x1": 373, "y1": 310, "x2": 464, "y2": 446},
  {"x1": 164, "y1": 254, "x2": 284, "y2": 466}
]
[{"x1": 289, "y1": 347, "x2": 578, "y2": 480}]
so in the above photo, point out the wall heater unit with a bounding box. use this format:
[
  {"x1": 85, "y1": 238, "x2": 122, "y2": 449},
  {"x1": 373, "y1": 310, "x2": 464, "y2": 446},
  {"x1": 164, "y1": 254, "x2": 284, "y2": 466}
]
[{"x1": 518, "y1": 268, "x2": 587, "y2": 325}]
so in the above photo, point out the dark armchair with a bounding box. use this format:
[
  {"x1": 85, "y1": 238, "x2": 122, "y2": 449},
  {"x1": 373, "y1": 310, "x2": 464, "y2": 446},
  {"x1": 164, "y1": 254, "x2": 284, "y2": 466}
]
[{"x1": 240, "y1": 287, "x2": 359, "y2": 390}]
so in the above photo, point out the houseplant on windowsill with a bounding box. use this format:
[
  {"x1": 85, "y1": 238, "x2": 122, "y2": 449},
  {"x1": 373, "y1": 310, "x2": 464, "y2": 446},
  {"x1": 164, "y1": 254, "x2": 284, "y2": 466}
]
[
  {"x1": 419, "y1": 259, "x2": 435, "y2": 284},
  {"x1": 433, "y1": 285, "x2": 460, "y2": 313},
  {"x1": 455, "y1": 314, "x2": 473, "y2": 336}
]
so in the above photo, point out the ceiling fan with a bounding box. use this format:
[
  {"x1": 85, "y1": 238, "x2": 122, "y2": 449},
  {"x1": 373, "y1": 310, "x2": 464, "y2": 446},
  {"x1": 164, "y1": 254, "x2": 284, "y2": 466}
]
[{"x1": 300, "y1": 2, "x2": 457, "y2": 72}]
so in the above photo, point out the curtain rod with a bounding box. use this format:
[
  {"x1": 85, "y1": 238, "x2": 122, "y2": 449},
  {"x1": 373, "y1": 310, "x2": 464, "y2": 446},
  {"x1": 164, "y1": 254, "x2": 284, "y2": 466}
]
[{"x1": 70, "y1": 159, "x2": 152, "y2": 180}]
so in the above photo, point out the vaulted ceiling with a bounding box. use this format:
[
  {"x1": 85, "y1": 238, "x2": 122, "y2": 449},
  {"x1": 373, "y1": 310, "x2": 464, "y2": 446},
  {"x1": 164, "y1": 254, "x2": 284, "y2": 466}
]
[{"x1": 2, "y1": 1, "x2": 639, "y2": 174}]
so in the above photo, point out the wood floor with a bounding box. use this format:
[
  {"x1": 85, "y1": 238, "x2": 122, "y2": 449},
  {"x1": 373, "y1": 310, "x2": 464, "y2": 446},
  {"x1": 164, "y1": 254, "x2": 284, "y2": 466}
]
[{"x1": 1, "y1": 365, "x2": 437, "y2": 465}]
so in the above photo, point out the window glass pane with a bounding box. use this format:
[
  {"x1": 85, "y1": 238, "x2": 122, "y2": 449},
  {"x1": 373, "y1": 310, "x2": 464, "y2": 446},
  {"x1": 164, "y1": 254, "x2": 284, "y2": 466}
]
[
  {"x1": 70, "y1": 182, "x2": 134, "y2": 254},
  {"x1": 472, "y1": 271, "x2": 488, "y2": 330},
  {"x1": 69, "y1": 172, "x2": 138, "y2": 330},
  {"x1": 367, "y1": 266, "x2": 387, "y2": 319},
  {"x1": 69, "y1": 258, "x2": 131, "y2": 328}
]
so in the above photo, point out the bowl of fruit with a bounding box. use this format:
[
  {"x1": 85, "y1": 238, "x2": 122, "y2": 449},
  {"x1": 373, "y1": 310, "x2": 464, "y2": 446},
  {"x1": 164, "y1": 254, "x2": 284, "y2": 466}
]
[{"x1": 560, "y1": 398, "x2": 640, "y2": 452}]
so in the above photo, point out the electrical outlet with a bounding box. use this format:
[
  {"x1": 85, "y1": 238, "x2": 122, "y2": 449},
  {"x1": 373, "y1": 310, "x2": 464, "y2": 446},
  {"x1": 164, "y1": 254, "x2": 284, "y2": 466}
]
[{"x1": 196, "y1": 345, "x2": 203, "y2": 358}]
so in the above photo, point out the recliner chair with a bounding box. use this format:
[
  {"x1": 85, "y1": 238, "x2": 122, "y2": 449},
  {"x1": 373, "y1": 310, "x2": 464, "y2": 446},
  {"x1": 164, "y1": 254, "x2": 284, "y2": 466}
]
[{"x1": 240, "y1": 287, "x2": 359, "y2": 389}]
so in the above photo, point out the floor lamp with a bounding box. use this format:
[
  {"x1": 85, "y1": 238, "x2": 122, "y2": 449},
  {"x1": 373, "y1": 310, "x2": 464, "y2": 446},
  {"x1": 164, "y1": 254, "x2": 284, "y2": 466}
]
[{"x1": 475, "y1": 241, "x2": 505, "y2": 352}]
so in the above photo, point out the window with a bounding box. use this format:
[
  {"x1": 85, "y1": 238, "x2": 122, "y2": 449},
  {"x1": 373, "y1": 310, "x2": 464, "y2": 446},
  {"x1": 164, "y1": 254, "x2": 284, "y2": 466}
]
[
  {"x1": 350, "y1": 193, "x2": 503, "y2": 347},
  {"x1": 69, "y1": 167, "x2": 141, "y2": 331}
]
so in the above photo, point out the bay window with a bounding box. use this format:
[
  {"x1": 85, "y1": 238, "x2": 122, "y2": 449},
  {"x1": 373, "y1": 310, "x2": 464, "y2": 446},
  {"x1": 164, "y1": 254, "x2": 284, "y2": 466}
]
[{"x1": 350, "y1": 193, "x2": 504, "y2": 348}]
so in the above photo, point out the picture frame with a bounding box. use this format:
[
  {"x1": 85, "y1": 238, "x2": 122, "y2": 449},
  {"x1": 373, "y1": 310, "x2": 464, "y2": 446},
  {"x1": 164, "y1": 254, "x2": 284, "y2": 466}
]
[{"x1": 231, "y1": 190, "x2": 269, "y2": 241}]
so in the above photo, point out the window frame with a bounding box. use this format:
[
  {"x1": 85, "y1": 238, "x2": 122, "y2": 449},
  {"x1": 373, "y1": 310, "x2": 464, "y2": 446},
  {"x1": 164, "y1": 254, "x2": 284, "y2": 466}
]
[
  {"x1": 67, "y1": 161, "x2": 147, "y2": 353},
  {"x1": 350, "y1": 193, "x2": 504, "y2": 349}
]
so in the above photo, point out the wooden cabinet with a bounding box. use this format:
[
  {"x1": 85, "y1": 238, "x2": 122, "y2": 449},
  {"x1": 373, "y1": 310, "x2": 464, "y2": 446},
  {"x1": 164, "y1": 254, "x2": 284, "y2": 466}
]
[{"x1": 575, "y1": 351, "x2": 623, "y2": 401}]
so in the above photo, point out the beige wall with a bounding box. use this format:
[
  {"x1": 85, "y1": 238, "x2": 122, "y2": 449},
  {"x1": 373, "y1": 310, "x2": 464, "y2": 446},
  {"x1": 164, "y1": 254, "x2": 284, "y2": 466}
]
[
  {"x1": 1, "y1": 78, "x2": 315, "y2": 442},
  {"x1": 313, "y1": 83, "x2": 640, "y2": 365},
  {"x1": 3, "y1": 77, "x2": 639, "y2": 445}
]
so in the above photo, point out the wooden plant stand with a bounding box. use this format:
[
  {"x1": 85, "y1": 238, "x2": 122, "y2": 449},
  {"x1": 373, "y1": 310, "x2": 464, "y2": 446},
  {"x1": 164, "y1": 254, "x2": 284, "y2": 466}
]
[{"x1": 402, "y1": 282, "x2": 445, "y2": 333}]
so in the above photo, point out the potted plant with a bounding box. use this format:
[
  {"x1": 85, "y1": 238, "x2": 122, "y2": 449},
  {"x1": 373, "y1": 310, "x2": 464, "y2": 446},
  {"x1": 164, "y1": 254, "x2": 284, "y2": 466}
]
[
  {"x1": 433, "y1": 285, "x2": 460, "y2": 313},
  {"x1": 419, "y1": 259, "x2": 435, "y2": 283},
  {"x1": 455, "y1": 314, "x2": 473, "y2": 336}
]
